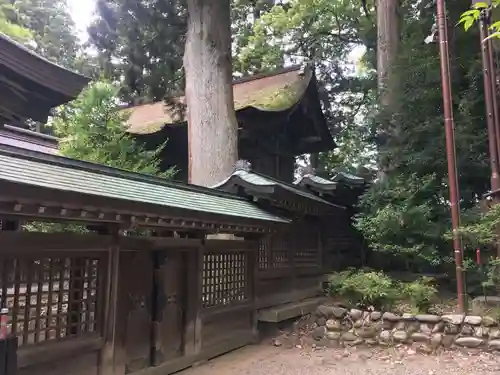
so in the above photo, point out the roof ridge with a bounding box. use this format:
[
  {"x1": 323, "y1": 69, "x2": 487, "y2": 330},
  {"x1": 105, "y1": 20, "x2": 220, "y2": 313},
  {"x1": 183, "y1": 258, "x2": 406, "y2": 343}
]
[
  {"x1": 238, "y1": 169, "x2": 345, "y2": 209},
  {"x1": 0, "y1": 32, "x2": 89, "y2": 80},
  {"x1": 0, "y1": 144, "x2": 251, "y2": 202},
  {"x1": 123, "y1": 64, "x2": 307, "y2": 111}
]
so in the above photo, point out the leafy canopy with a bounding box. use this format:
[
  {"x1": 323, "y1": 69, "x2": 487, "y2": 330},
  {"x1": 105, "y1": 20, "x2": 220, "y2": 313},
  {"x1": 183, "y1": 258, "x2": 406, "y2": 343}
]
[
  {"x1": 53, "y1": 81, "x2": 176, "y2": 178},
  {"x1": 459, "y1": 1, "x2": 500, "y2": 39}
]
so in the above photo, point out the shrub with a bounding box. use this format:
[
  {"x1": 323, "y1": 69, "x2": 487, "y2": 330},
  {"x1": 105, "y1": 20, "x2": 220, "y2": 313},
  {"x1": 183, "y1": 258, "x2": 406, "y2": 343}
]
[
  {"x1": 401, "y1": 276, "x2": 438, "y2": 312},
  {"x1": 327, "y1": 269, "x2": 400, "y2": 309}
]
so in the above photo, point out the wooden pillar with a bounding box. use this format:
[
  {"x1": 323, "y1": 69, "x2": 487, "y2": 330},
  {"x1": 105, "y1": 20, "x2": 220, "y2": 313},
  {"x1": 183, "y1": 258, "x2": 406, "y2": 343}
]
[
  {"x1": 245, "y1": 236, "x2": 259, "y2": 341},
  {"x1": 183, "y1": 240, "x2": 204, "y2": 356},
  {"x1": 99, "y1": 228, "x2": 125, "y2": 375}
]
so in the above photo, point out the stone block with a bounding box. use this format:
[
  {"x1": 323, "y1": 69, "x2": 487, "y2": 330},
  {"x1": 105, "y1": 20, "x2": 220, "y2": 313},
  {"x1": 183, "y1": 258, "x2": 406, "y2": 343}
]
[
  {"x1": 482, "y1": 316, "x2": 498, "y2": 327},
  {"x1": 341, "y1": 331, "x2": 358, "y2": 342},
  {"x1": 349, "y1": 309, "x2": 363, "y2": 321},
  {"x1": 394, "y1": 322, "x2": 406, "y2": 331},
  {"x1": 464, "y1": 315, "x2": 482, "y2": 326},
  {"x1": 370, "y1": 311, "x2": 382, "y2": 321},
  {"x1": 444, "y1": 324, "x2": 460, "y2": 335},
  {"x1": 411, "y1": 332, "x2": 430, "y2": 342},
  {"x1": 455, "y1": 337, "x2": 484, "y2": 348},
  {"x1": 442, "y1": 314, "x2": 465, "y2": 325},
  {"x1": 355, "y1": 327, "x2": 378, "y2": 338},
  {"x1": 326, "y1": 319, "x2": 342, "y2": 332},
  {"x1": 489, "y1": 328, "x2": 500, "y2": 339},
  {"x1": 316, "y1": 305, "x2": 334, "y2": 319},
  {"x1": 326, "y1": 331, "x2": 341, "y2": 340},
  {"x1": 488, "y1": 339, "x2": 500, "y2": 350},
  {"x1": 353, "y1": 320, "x2": 363, "y2": 328},
  {"x1": 419, "y1": 323, "x2": 432, "y2": 334},
  {"x1": 312, "y1": 326, "x2": 326, "y2": 340},
  {"x1": 432, "y1": 321, "x2": 445, "y2": 333},
  {"x1": 332, "y1": 307, "x2": 347, "y2": 319},
  {"x1": 416, "y1": 314, "x2": 441, "y2": 324},
  {"x1": 393, "y1": 330, "x2": 408, "y2": 343},
  {"x1": 402, "y1": 313, "x2": 416, "y2": 321},
  {"x1": 461, "y1": 324, "x2": 474, "y2": 336},
  {"x1": 474, "y1": 326, "x2": 488, "y2": 338},
  {"x1": 317, "y1": 317, "x2": 326, "y2": 327},
  {"x1": 382, "y1": 312, "x2": 401, "y2": 322},
  {"x1": 379, "y1": 330, "x2": 392, "y2": 343}
]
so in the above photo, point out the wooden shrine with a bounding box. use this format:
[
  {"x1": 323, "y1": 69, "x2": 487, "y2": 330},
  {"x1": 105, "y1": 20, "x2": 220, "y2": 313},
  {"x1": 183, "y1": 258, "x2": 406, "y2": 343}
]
[
  {"x1": 0, "y1": 32, "x2": 367, "y2": 375},
  {"x1": 125, "y1": 65, "x2": 334, "y2": 183}
]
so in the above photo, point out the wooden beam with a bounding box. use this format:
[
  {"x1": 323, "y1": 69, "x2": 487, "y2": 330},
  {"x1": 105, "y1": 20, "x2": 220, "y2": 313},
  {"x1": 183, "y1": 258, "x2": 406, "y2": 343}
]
[
  {"x1": 0, "y1": 231, "x2": 112, "y2": 255},
  {"x1": 99, "y1": 228, "x2": 125, "y2": 375},
  {"x1": 0, "y1": 195, "x2": 275, "y2": 234},
  {"x1": 183, "y1": 242, "x2": 204, "y2": 356}
]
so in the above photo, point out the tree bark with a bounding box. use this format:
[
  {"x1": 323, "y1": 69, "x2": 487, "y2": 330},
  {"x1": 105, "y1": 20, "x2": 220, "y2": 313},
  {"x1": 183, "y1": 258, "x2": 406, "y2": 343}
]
[
  {"x1": 377, "y1": 0, "x2": 400, "y2": 109},
  {"x1": 184, "y1": 0, "x2": 238, "y2": 187}
]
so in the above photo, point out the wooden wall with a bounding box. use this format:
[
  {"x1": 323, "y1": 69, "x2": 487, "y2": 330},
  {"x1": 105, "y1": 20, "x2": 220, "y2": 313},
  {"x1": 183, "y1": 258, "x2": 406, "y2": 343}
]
[
  {"x1": 256, "y1": 225, "x2": 323, "y2": 309},
  {"x1": 0, "y1": 232, "x2": 260, "y2": 375}
]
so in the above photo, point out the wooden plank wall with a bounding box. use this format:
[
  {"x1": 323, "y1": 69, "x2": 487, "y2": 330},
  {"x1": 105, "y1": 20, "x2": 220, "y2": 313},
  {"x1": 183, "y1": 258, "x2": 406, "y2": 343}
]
[
  {"x1": 0, "y1": 232, "x2": 260, "y2": 375},
  {"x1": 255, "y1": 225, "x2": 324, "y2": 309}
]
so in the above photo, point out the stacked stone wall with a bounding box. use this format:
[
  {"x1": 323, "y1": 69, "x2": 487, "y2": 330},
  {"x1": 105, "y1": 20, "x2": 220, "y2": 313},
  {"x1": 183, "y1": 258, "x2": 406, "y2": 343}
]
[{"x1": 312, "y1": 305, "x2": 500, "y2": 352}]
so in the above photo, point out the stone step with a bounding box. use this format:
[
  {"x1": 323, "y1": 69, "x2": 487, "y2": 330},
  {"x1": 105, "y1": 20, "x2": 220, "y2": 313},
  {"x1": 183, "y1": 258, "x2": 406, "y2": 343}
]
[{"x1": 257, "y1": 296, "x2": 327, "y2": 323}]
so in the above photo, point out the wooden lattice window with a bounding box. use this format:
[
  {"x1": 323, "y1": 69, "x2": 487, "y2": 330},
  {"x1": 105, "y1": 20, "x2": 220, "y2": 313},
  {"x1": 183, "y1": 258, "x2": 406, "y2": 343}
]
[
  {"x1": 271, "y1": 236, "x2": 290, "y2": 269},
  {"x1": 294, "y1": 228, "x2": 319, "y2": 267},
  {"x1": 258, "y1": 237, "x2": 271, "y2": 270},
  {"x1": 0, "y1": 254, "x2": 103, "y2": 346},
  {"x1": 202, "y1": 252, "x2": 248, "y2": 309}
]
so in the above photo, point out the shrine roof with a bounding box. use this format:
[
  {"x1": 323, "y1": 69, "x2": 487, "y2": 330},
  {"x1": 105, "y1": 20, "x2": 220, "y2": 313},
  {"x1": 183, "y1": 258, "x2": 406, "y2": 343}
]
[
  {"x1": 125, "y1": 65, "x2": 316, "y2": 134},
  {"x1": 0, "y1": 145, "x2": 289, "y2": 227},
  {"x1": 0, "y1": 33, "x2": 89, "y2": 122}
]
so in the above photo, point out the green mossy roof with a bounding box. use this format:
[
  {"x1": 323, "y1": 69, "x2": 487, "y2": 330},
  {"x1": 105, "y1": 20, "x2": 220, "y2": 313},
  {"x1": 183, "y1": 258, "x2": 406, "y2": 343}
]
[{"x1": 126, "y1": 66, "x2": 312, "y2": 134}]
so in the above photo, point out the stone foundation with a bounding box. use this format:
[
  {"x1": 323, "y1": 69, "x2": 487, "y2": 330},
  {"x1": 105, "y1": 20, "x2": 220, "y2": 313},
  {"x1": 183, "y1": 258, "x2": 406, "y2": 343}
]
[{"x1": 313, "y1": 305, "x2": 500, "y2": 352}]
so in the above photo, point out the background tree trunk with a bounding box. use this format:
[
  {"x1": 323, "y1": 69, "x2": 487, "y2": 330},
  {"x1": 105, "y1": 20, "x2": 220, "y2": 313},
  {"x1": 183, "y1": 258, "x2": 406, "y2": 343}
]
[
  {"x1": 377, "y1": 0, "x2": 400, "y2": 109},
  {"x1": 184, "y1": 0, "x2": 238, "y2": 187}
]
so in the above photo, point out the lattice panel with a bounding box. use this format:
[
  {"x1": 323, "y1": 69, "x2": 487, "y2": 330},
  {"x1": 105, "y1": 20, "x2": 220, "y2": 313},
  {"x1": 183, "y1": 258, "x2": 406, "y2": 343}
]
[
  {"x1": 271, "y1": 237, "x2": 290, "y2": 269},
  {"x1": 258, "y1": 237, "x2": 271, "y2": 270},
  {"x1": 0, "y1": 255, "x2": 102, "y2": 346},
  {"x1": 202, "y1": 252, "x2": 248, "y2": 309},
  {"x1": 294, "y1": 228, "x2": 319, "y2": 267}
]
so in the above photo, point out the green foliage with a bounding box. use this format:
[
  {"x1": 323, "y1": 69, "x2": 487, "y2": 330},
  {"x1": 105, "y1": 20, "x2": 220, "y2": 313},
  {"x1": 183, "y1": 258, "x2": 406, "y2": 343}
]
[
  {"x1": 88, "y1": 0, "x2": 186, "y2": 102},
  {"x1": 401, "y1": 277, "x2": 438, "y2": 312},
  {"x1": 459, "y1": 0, "x2": 500, "y2": 39},
  {"x1": 14, "y1": 0, "x2": 80, "y2": 69},
  {"x1": 355, "y1": 173, "x2": 449, "y2": 270},
  {"x1": 481, "y1": 258, "x2": 500, "y2": 293},
  {"x1": 327, "y1": 269, "x2": 438, "y2": 312},
  {"x1": 0, "y1": 0, "x2": 32, "y2": 42},
  {"x1": 23, "y1": 221, "x2": 89, "y2": 234},
  {"x1": 53, "y1": 81, "x2": 176, "y2": 178},
  {"x1": 232, "y1": 0, "x2": 377, "y2": 174},
  {"x1": 459, "y1": 204, "x2": 500, "y2": 247},
  {"x1": 327, "y1": 269, "x2": 400, "y2": 309},
  {"x1": 356, "y1": 0, "x2": 490, "y2": 272}
]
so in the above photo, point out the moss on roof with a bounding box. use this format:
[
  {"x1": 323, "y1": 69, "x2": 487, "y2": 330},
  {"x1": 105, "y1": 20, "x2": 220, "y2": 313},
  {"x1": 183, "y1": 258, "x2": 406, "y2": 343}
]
[{"x1": 126, "y1": 66, "x2": 312, "y2": 134}]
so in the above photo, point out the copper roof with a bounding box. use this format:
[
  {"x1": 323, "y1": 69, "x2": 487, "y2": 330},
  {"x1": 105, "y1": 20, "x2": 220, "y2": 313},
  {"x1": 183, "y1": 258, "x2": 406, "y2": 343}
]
[{"x1": 125, "y1": 65, "x2": 312, "y2": 134}]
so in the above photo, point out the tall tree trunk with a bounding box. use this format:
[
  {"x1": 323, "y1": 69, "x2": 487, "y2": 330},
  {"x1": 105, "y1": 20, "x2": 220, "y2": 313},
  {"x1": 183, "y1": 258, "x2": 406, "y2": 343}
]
[
  {"x1": 377, "y1": 0, "x2": 400, "y2": 109},
  {"x1": 184, "y1": 0, "x2": 238, "y2": 187},
  {"x1": 377, "y1": 0, "x2": 401, "y2": 176}
]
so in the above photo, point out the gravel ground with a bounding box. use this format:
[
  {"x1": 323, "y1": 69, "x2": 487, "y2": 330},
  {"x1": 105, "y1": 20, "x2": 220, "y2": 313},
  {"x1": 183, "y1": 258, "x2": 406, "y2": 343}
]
[{"x1": 179, "y1": 344, "x2": 500, "y2": 375}]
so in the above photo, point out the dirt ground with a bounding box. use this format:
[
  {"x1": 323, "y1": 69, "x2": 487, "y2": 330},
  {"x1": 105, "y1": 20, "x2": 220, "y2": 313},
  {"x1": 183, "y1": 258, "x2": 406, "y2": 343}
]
[{"x1": 179, "y1": 344, "x2": 500, "y2": 375}]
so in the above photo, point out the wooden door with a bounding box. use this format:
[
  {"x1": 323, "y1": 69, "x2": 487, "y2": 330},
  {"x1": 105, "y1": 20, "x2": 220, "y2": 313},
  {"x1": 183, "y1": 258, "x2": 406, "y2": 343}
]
[
  {"x1": 152, "y1": 251, "x2": 186, "y2": 365},
  {"x1": 121, "y1": 251, "x2": 154, "y2": 374}
]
